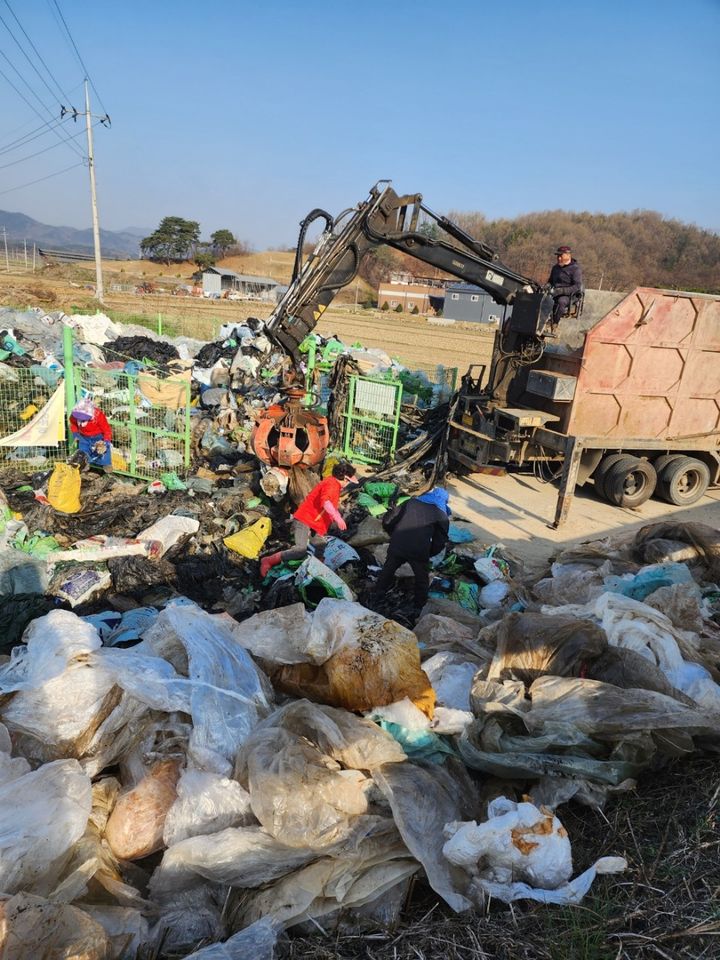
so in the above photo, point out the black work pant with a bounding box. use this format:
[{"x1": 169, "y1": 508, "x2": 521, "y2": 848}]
[
  {"x1": 552, "y1": 295, "x2": 570, "y2": 323},
  {"x1": 375, "y1": 550, "x2": 430, "y2": 609}
]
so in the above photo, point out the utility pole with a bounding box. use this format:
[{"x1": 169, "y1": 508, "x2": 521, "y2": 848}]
[
  {"x1": 2, "y1": 227, "x2": 8, "y2": 272},
  {"x1": 83, "y1": 79, "x2": 104, "y2": 302},
  {"x1": 23, "y1": 239, "x2": 27, "y2": 270}
]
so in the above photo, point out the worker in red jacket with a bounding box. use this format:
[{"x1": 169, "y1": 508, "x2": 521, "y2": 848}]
[
  {"x1": 69, "y1": 400, "x2": 113, "y2": 469},
  {"x1": 260, "y1": 460, "x2": 357, "y2": 577}
]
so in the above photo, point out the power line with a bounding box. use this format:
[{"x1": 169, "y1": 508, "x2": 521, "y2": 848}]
[
  {"x1": 0, "y1": 116, "x2": 70, "y2": 157},
  {"x1": 0, "y1": 52, "x2": 84, "y2": 159},
  {"x1": 49, "y1": 0, "x2": 107, "y2": 117},
  {"x1": 2, "y1": 0, "x2": 73, "y2": 105},
  {"x1": 0, "y1": 160, "x2": 83, "y2": 198},
  {"x1": 0, "y1": 7, "x2": 66, "y2": 110},
  {"x1": 0, "y1": 121, "x2": 92, "y2": 171}
]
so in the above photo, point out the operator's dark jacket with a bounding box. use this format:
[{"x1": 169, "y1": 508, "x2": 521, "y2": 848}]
[
  {"x1": 548, "y1": 258, "x2": 583, "y2": 298},
  {"x1": 382, "y1": 498, "x2": 449, "y2": 562}
]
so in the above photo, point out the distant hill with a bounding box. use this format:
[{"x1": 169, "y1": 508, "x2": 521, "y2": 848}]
[{"x1": 0, "y1": 210, "x2": 141, "y2": 259}]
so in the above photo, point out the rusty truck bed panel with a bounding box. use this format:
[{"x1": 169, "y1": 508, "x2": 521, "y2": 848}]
[{"x1": 546, "y1": 288, "x2": 720, "y2": 447}]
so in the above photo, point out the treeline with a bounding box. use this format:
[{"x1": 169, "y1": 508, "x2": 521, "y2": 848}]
[
  {"x1": 140, "y1": 217, "x2": 251, "y2": 267},
  {"x1": 360, "y1": 209, "x2": 720, "y2": 294}
]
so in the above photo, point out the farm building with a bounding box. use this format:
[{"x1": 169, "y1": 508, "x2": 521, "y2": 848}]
[
  {"x1": 443, "y1": 283, "x2": 504, "y2": 324},
  {"x1": 201, "y1": 268, "x2": 281, "y2": 299},
  {"x1": 378, "y1": 275, "x2": 445, "y2": 314}
]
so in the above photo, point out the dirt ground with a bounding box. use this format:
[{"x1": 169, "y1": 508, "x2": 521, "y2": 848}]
[
  {"x1": 448, "y1": 471, "x2": 720, "y2": 578},
  {"x1": 0, "y1": 264, "x2": 492, "y2": 371}
]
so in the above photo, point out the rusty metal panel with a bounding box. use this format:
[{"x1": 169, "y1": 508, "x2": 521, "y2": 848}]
[{"x1": 566, "y1": 288, "x2": 720, "y2": 443}]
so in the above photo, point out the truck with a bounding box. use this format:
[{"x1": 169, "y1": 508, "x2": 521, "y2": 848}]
[{"x1": 265, "y1": 182, "x2": 720, "y2": 525}]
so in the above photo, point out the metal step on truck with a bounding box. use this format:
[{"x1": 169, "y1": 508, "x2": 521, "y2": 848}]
[{"x1": 449, "y1": 287, "x2": 720, "y2": 526}]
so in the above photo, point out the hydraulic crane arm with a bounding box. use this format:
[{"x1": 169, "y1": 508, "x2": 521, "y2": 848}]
[{"x1": 265, "y1": 182, "x2": 547, "y2": 360}]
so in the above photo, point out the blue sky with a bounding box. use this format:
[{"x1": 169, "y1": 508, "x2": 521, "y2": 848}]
[{"x1": 1, "y1": 0, "x2": 718, "y2": 248}]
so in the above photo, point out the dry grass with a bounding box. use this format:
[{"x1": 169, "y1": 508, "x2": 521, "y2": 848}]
[{"x1": 284, "y1": 757, "x2": 720, "y2": 960}]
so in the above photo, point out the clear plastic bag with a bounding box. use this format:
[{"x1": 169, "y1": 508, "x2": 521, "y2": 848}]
[
  {"x1": 269, "y1": 600, "x2": 436, "y2": 717},
  {"x1": 234, "y1": 701, "x2": 404, "y2": 849},
  {"x1": 0, "y1": 615, "x2": 148, "y2": 774},
  {"x1": 163, "y1": 769, "x2": 254, "y2": 847},
  {"x1": 0, "y1": 759, "x2": 91, "y2": 896},
  {"x1": 139, "y1": 602, "x2": 273, "y2": 774},
  {"x1": 181, "y1": 918, "x2": 280, "y2": 960}
]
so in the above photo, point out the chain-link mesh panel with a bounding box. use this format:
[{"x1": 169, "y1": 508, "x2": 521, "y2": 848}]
[
  {"x1": 75, "y1": 366, "x2": 191, "y2": 479},
  {"x1": 343, "y1": 377, "x2": 402, "y2": 464},
  {"x1": 0, "y1": 368, "x2": 70, "y2": 474},
  {"x1": 399, "y1": 362, "x2": 458, "y2": 408}
]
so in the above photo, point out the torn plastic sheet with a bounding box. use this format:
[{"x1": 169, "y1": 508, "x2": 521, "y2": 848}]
[
  {"x1": 113, "y1": 602, "x2": 274, "y2": 774},
  {"x1": 541, "y1": 592, "x2": 720, "y2": 710},
  {"x1": 373, "y1": 762, "x2": 475, "y2": 913},
  {"x1": 151, "y1": 816, "x2": 399, "y2": 899}
]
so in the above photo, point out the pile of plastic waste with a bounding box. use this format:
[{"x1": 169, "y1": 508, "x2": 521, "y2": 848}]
[
  {"x1": 0, "y1": 448, "x2": 719, "y2": 957},
  {"x1": 1, "y1": 305, "x2": 720, "y2": 957}
]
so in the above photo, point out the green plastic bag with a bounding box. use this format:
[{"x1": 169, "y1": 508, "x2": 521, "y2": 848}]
[
  {"x1": 364, "y1": 481, "x2": 397, "y2": 501},
  {"x1": 160, "y1": 471, "x2": 187, "y2": 491},
  {"x1": 357, "y1": 493, "x2": 387, "y2": 516}
]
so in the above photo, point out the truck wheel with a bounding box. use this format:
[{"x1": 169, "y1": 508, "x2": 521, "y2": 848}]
[
  {"x1": 593, "y1": 454, "x2": 627, "y2": 501},
  {"x1": 604, "y1": 456, "x2": 657, "y2": 507},
  {"x1": 652, "y1": 454, "x2": 678, "y2": 480},
  {"x1": 657, "y1": 456, "x2": 710, "y2": 506}
]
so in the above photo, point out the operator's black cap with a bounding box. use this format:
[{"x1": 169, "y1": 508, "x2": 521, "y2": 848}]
[{"x1": 555, "y1": 245, "x2": 571, "y2": 255}]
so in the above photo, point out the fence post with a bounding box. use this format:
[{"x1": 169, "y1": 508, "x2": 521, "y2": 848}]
[
  {"x1": 62, "y1": 325, "x2": 76, "y2": 434},
  {"x1": 157, "y1": 313, "x2": 163, "y2": 336},
  {"x1": 343, "y1": 376, "x2": 356, "y2": 458}
]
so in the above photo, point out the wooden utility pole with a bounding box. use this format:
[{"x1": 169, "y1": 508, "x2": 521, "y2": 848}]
[
  {"x1": 2, "y1": 227, "x2": 8, "y2": 272},
  {"x1": 84, "y1": 79, "x2": 104, "y2": 302}
]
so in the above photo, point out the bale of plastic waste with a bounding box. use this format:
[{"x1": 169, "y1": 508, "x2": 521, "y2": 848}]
[
  {"x1": 0, "y1": 756, "x2": 92, "y2": 896},
  {"x1": 105, "y1": 758, "x2": 182, "y2": 861},
  {"x1": 234, "y1": 700, "x2": 405, "y2": 849}
]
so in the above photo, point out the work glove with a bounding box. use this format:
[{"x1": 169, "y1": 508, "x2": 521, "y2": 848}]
[{"x1": 93, "y1": 440, "x2": 108, "y2": 455}]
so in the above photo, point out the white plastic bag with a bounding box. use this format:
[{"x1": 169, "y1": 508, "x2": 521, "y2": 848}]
[
  {"x1": 163, "y1": 769, "x2": 254, "y2": 847},
  {"x1": 443, "y1": 797, "x2": 627, "y2": 905},
  {"x1": 421, "y1": 652, "x2": 477, "y2": 710},
  {"x1": 136, "y1": 514, "x2": 200, "y2": 557},
  {"x1": 444, "y1": 797, "x2": 573, "y2": 888},
  {"x1": 0, "y1": 759, "x2": 91, "y2": 895}
]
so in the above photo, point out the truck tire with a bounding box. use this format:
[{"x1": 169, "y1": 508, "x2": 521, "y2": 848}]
[
  {"x1": 604, "y1": 456, "x2": 657, "y2": 507},
  {"x1": 593, "y1": 454, "x2": 628, "y2": 502},
  {"x1": 652, "y1": 454, "x2": 678, "y2": 479},
  {"x1": 656, "y1": 456, "x2": 710, "y2": 506}
]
